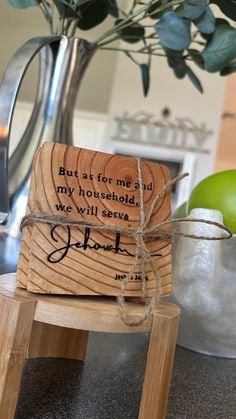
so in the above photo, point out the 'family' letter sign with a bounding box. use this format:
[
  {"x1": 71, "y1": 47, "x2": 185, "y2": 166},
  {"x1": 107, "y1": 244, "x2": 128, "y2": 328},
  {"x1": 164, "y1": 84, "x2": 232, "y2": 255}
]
[{"x1": 17, "y1": 142, "x2": 172, "y2": 297}]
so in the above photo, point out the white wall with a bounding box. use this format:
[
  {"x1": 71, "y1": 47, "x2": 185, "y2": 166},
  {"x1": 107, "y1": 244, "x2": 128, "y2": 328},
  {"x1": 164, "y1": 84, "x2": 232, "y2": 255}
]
[{"x1": 106, "y1": 48, "x2": 227, "y2": 188}]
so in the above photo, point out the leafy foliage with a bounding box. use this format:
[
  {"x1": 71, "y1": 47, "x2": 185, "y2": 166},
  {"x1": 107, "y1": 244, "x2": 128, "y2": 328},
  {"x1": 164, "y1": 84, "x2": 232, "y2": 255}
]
[
  {"x1": 155, "y1": 11, "x2": 191, "y2": 51},
  {"x1": 202, "y1": 21, "x2": 236, "y2": 72},
  {"x1": 8, "y1": 0, "x2": 236, "y2": 95},
  {"x1": 186, "y1": 65, "x2": 203, "y2": 93},
  {"x1": 77, "y1": 1, "x2": 109, "y2": 30},
  {"x1": 116, "y1": 19, "x2": 145, "y2": 43},
  {"x1": 9, "y1": 0, "x2": 41, "y2": 7},
  {"x1": 167, "y1": 52, "x2": 187, "y2": 79},
  {"x1": 184, "y1": 0, "x2": 207, "y2": 20},
  {"x1": 140, "y1": 63, "x2": 150, "y2": 96},
  {"x1": 108, "y1": 0, "x2": 119, "y2": 18},
  {"x1": 193, "y1": 7, "x2": 215, "y2": 34},
  {"x1": 53, "y1": 0, "x2": 78, "y2": 19}
]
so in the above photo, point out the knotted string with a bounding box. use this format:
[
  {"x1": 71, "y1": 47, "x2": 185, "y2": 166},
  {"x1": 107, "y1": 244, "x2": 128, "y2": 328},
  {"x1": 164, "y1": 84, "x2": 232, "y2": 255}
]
[{"x1": 20, "y1": 158, "x2": 232, "y2": 326}]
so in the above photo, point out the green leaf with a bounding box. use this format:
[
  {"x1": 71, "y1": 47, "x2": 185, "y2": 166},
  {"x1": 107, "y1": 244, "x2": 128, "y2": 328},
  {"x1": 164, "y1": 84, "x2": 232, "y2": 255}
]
[
  {"x1": 184, "y1": 0, "x2": 207, "y2": 20},
  {"x1": 174, "y1": 4, "x2": 187, "y2": 18},
  {"x1": 54, "y1": 0, "x2": 79, "y2": 19},
  {"x1": 74, "y1": 0, "x2": 91, "y2": 7},
  {"x1": 194, "y1": 6, "x2": 215, "y2": 34},
  {"x1": 202, "y1": 22, "x2": 236, "y2": 72},
  {"x1": 210, "y1": 0, "x2": 236, "y2": 21},
  {"x1": 155, "y1": 11, "x2": 191, "y2": 51},
  {"x1": 74, "y1": 0, "x2": 92, "y2": 5},
  {"x1": 115, "y1": 19, "x2": 145, "y2": 43},
  {"x1": 9, "y1": 0, "x2": 40, "y2": 8},
  {"x1": 77, "y1": 0, "x2": 109, "y2": 30},
  {"x1": 220, "y1": 61, "x2": 236, "y2": 76},
  {"x1": 200, "y1": 19, "x2": 227, "y2": 42},
  {"x1": 148, "y1": 0, "x2": 165, "y2": 19},
  {"x1": 215, "y1": 17, "x2": 231, "y2": 26},
  {"x1": 167, "y1": 54, "x2": 187, "y2": 79},
  {"x1": 108, "y1": 0, "x2": 119, "y2": 18},
  {"x1": 40, "y1": 0, "x2": 52, "y2": 23},
  {"x1": 140, "y1": 63, "x2": 150, "y2": 97},
  {"x1": 188, "y1": 48, "x2": 204, "y2": 69},
  {"x1": 186, "y1": 65, "x2": 203, "y2": 93}
]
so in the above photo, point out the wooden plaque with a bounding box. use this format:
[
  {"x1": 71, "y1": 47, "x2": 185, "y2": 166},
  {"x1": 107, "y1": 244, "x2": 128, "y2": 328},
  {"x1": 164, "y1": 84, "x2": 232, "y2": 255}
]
[{"x1": 17, "y1": 142, "x2": 172, "y2": 297}]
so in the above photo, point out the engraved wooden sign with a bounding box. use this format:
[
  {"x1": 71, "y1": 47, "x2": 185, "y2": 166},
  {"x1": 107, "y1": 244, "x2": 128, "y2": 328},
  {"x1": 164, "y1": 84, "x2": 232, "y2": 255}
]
[{"x1": 17, "y1": 142, "x2": 172, "y2": 297}]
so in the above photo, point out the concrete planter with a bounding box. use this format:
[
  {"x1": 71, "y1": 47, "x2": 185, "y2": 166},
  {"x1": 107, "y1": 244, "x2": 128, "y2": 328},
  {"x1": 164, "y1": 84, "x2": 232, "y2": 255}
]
[{"x1": 172, "y1": 208, "x2": 236, "y2": 358}]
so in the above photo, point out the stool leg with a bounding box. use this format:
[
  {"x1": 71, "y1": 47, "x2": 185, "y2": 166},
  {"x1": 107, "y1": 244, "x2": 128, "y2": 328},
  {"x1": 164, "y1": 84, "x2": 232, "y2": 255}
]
[
  {"x1": 0, "y1": 295, "x2": 36, "y2": 419},
  {"x1": 138, "y1": 304, "x2": 180, "y2": 419},
  {"x1": 28, "y1": 321, "x2": 89, "y2": 361}
]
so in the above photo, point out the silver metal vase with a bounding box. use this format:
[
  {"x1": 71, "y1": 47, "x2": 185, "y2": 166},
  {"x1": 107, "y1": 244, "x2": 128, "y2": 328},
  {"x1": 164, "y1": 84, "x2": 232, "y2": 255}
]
[{"x1": 0, "y1": 35, "x2": 97, "y2": 273}]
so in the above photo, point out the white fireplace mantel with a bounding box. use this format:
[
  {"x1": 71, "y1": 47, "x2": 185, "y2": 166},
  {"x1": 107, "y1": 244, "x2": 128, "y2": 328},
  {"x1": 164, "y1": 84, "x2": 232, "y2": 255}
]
[{"x1": 104, "y1": 138, "x2": 197, "y2": 209}]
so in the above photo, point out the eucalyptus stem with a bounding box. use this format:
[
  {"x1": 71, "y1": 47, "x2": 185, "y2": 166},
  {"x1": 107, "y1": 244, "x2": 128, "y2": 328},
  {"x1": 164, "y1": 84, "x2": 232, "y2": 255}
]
[
  {"x1": 119, "y1": 8, "x2": 128, "y2": 17},
  {"x1": 96, "y1": 0, "x2": 185, "y2": 46},
  {"x1": 129, "y1": 0, "x2": 139, "y2": 14},
  {"x1": 70, "y1": 19, "x2": 79, "y2": 37},
  {"x1": 64, "y1": 19, "x2": 72, "y2": 35},
  {"x1": 51, "y1": 1, "x2": 55, "y2": 35},
  {"x1": 98, "y1": 35, "x2": 123, "y2": 48},
  {"x1": 139, "y1": 41, "x2": 161, "y2": 51},
  {"x1": 40, "y1": 1, "x2": 54, "y2": 35},
  {"x1": 192, "y1": 40, "x2": 206, "y2": 46},
  {"x1": 39, "y1": 4, "x2": 46, "y2": 22},
  {"x1": 58, "y1": 16, "x2": 65, "y2": 35},
  {"x1": 125, "y1": 51, "x2": 140, "y2": 65},
  {"x1": 100, "y1": 46, "x2": 167, "y2": 58},
  {"x1": 145, "y1": 32, "x2": 158, "y2": 39}
]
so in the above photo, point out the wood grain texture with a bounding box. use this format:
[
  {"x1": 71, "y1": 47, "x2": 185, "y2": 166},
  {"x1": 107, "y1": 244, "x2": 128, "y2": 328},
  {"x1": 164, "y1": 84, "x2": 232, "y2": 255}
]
[
  {"x1": 28, "y1": 322, "x2": 88, "y2": 361},
  {"x1": 2, "y1": 273, "x2": 155, "y2": 333},
  {"x1": 0, "y1": 273, "x2": 180, "y2": 418},
  {"x1": 138, "y1": 305, "x2": 180, "y2": 419},
  {"x1": 0, "y1": 293, "x2": 36, "y2": 418},
  {"x1": 17, "y1": 142, "x2": 172, "y2": 297}
]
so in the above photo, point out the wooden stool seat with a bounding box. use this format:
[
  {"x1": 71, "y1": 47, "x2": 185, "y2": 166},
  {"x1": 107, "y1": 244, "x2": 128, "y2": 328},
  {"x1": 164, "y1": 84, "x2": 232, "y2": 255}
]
[{"x1": 0, "y1": 273, "x2": 180, "y2": 419}]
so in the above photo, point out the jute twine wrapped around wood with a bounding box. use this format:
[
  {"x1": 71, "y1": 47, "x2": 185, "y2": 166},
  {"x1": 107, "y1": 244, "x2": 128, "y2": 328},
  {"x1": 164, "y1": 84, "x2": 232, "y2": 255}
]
[{"x1": 20, "y1": 158, "x2": 232, "y2": 326}]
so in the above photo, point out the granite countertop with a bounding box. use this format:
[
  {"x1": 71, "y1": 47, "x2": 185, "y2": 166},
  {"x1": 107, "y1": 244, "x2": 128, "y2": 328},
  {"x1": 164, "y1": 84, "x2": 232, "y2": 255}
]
[{"x1": 15, "y1": 332, "x2": 236, "y2": 419}]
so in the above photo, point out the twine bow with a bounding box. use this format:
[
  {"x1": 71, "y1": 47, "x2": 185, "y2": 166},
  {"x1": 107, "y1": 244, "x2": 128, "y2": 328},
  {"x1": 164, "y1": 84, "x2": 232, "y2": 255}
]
[{"x1": 20, "y1": 158, "x2": 232, "y2": 326}]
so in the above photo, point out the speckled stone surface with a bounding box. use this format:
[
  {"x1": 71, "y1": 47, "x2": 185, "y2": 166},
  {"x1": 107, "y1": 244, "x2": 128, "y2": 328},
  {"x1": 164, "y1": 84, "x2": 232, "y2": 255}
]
[{"x1": 14, "y1": 333, "x2": 236, "y2": 419}]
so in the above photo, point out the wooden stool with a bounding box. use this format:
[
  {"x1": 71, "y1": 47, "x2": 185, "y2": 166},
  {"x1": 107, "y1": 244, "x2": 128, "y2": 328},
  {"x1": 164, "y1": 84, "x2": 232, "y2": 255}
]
[{"x1": 0, "y1": 273, "x2": 180, "y2": 419}]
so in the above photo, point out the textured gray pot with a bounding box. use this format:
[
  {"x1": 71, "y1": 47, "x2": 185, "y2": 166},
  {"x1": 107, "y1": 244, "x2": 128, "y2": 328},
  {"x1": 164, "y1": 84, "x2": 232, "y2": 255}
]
[{"x1": 172, "y1": 208, "x2": 236, "y2": 358}]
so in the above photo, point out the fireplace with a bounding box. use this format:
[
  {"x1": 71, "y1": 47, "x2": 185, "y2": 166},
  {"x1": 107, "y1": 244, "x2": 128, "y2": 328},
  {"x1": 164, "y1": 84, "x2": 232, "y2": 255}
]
[
  {"x1": 103, "y1": 111, "x2": 213, "y2": 210},
  {"x1": 106, "y1": 139, "x2": 196, "y2": 210}
]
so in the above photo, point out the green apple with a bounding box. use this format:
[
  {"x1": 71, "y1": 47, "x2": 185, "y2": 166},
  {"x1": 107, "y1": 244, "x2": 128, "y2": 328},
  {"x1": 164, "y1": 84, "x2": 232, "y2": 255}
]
[
  {"x1": 187, "y1": 170, "x2": 236, "y2": 233},
  {"x1": 173, "y1": 201, "x2": 187, "y2": 218}
]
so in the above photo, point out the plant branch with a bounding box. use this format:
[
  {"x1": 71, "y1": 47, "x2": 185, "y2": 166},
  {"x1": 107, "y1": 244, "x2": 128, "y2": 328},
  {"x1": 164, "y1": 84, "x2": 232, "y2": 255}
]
[
  {"x1": 139, "y1": 42, "x2": 162, "y2": 51},
  {"x1": 129, "y1": 0, "x2": 139, "y2": 14},
  {"x1": 70, "y1": 19, "x2": 79, "y2": 37},
  {"x1": 96, "y1": 0, "x2": 185, "y2": 46},
  {"x1": 64, "y1": 18, "x2": 73, "y2": 35},
  {"x1": 119, "y1": 7, "x2": 128, "y2": 17},
  {"x1": 100, "y1": 46, "x2": 168, "y2": 58},
  {"x1": 40, "y1": 1, "x2": 53, "y2": 34},
  {"x1": 51, "y1": 1, "x2": 55, "y2": 35},
  {"x1": 98, "y1": 35, "x2": 123, "y2": 48}
]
